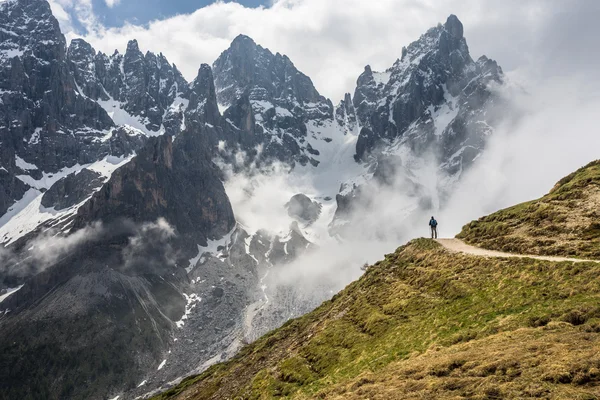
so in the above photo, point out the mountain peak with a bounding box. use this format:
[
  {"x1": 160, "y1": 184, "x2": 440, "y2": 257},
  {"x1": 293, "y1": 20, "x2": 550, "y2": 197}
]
[
  {"x1": 68, "y1": 38, "x2": 95, "y2": 55},
  {"x1": 444, "y1": 14, "x2": 463, "y2": 38},
  {"x1": 213, "y1": 34, "x2": 324, "y2": 108},
  {"x1": 126, "y1": 39, "x2": 140, "y2": 53},
  {"x1": 230, "y1": 34, "x2": 257, "y2": 48}
]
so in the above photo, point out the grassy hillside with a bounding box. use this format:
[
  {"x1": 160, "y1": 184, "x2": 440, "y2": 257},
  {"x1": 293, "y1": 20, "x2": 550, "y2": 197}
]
[
  {"x1": 458, "y1": 160, "x2": 600, "y2": 259},
  {"x1": 154, "y1": 239, "x2": 600, "y2": 399}
]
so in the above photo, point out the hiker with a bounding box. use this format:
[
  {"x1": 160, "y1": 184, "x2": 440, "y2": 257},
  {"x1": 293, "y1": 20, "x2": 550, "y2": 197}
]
[{"x1": 429, "y1": 216, "x2": 438, "y2": 239}]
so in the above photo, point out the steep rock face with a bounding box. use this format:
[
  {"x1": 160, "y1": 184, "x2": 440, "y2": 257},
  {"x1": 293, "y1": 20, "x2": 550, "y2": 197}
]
[
  {"x1": 213, "y1": 35, "x2": 324, "y2": 108},
  {"x1": 66, "y1": 39, "x2": 109, "y2": 101},
  {"x1": 353, "y1": 15, "x2": 503, "y2": 171},
  {"x1": 68, "y1": 38, "x2": 190, "y2": 136},
  {"x1": 286, "y1": 193, "x2": 322, "y2": 225},
  {"x1": 0, "y1": 0, "x2": 151, "y2": 224},
  {"x1": 186, "y1": 64, "x2": 221, "y2": 127},
  {"x1": 335, "y1": 92, "x2": 359, "y2": 133},
  {"x1": 212, "y1": 35, "x2": 337, "y2": 167},
  {"x1": 0, "y1": 0, "x2": 121, "y2": 215},
  {"x1": 40, "y1": 169, "x2": 104, "y2": 209},
  {"x1": 0, "y1": 220, "x2": 189, "y2": 400},
  {"x1": 73, "y1": 129, "x2": 235, "y2": 261}
]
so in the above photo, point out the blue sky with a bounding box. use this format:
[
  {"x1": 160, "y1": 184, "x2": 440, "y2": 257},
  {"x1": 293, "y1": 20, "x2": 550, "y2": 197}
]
[{"x1": 91, "y1": 0, "x2": 268, "y2": 28}]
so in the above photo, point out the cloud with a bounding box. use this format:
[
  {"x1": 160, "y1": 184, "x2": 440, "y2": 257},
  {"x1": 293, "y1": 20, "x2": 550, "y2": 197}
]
[
  {"x1": 48, "y1": 0, "x2": 73, "y2": 31},
  {"x1": 441, "y1": 73, "x2": 600, "y2": 235},
  {"x1": 0, "y1": 222, "x2": 106, "y2": 278},
  {"x1": 104, "y1": 0, "x2": 120, "y2": 8},
  {"x1": 122, "y1": 218, "x2": 178, "y2": 272},
  {"x1": 0, "y1": 218, "x2": 177, "y2": 279},
  {"x1": 60, "y1": 0, "x2": 600, "y2": 102}
]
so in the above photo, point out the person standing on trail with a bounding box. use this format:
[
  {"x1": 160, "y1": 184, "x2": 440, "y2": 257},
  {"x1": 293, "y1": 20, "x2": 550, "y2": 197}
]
[{"x1": 429, "y1": 216, "x2": 438, "y2": 239}]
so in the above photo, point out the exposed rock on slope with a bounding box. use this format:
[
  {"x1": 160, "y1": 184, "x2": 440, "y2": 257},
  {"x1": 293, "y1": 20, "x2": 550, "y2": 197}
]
[
  {"x1": 73, "y1": 129, "x2": 235, "y2": 262},
  {"x1": 40, "y1": 169, "x2": 104, "y2": 210},
  {"x1": 286, "y1": 194, "x2": 322, "y2": 225},
  {"x1": 67, "y1": 37, "x2": 189, "y2": 136},
  {"x1": 212, "y1": 34, "x2": 337, "y2": 167},
  {"x1": 0, "y1": 0, "x2": 117, "y2": 215},
  {"x1": 353, "y1": 15, "x2": 503, "y2": 173}
]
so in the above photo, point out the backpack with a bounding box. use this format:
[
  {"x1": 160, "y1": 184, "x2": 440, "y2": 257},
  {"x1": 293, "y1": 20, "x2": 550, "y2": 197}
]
[{"x1": 431, "y1": 219, "x2": 438, "y2": 227}]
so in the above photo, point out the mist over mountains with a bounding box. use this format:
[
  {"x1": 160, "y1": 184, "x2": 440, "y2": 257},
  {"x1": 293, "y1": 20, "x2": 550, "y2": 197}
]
[{"x1": 1, "y1": 0, "x2": 599, "y2": 399}]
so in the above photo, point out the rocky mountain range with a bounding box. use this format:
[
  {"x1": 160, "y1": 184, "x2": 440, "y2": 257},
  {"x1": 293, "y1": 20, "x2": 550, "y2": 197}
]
[{"x1": 0, "y1": 0, "x2": 505, "y2": 398}]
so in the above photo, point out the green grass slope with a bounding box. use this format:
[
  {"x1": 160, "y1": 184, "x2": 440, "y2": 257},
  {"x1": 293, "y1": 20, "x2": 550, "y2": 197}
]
[
  {"x1": 458, "y1": 160, "x2": 600, "y2": 259},
  {"x1": 154, "y1": 239, "x2": 600, "y2": 400}
]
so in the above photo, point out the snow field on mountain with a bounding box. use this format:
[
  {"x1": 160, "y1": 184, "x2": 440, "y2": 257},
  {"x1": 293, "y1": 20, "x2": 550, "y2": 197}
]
[{"x1": 0, "y1": 154, "x2": 133, "y2": 244}]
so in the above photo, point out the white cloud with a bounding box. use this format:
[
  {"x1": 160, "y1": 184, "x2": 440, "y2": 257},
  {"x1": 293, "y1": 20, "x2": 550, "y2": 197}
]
[
  {"x1": 0, "y1": 222, "x2": 106, "y2": 277},
  {"x1": 104, "y1": 0, "x2": 121, "y2": 8},
  {"x1": 48, "y1": 0, "x2": 73, "y2": 32},
  {"x1": 442, "y1": 73, "x2": 600, "y2": 236}
]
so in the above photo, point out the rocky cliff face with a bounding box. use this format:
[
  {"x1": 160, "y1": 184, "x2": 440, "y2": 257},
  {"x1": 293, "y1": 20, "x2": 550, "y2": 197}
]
[
  {"x1": 67, "y1": 37, "x2": 190, "y2": 136},
  {"x1": 0, "y1": 0, "x2": 120, "y2": 216},
  {"x1": 212, "y1": 35, "x2": 338, "y2": 167},
  {"x1": 353, "y1": 15, "x2": 503, "y2": 170},
  {"x1": 73, "y1": 128, "x2": 236, "y2": 262},
  {"x1": 0, "y1": 0, "x2": 161, "y2": 247}
]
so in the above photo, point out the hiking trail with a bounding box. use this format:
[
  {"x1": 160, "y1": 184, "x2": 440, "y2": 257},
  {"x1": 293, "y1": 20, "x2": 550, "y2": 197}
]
[{"x1": 436, "y1": 238, "x2": 600, "y2": 263}]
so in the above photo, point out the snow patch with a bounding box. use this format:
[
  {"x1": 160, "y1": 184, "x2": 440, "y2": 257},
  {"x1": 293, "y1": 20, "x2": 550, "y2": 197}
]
[
  {"x1": 87, "y1": 154, "x2": 134, "y2": 178},
  {"x1": 373, "y1": 70, "x2": 392, "y2": 86},
  {"x1": 426, "y1": 84, "x2": 459, "y2": 136},
  {"x1": 175, "y1": 293, "x2": 201, "y2": 328},
  {"x1": 217, "y1": 103, "x2": 229, "y2": 114},
  {"x1": 275, "y1": 106, "x2": 293, "y2": 117},
  {"x1": 98, "y1": 96, "x2": 159, "y2": 137},
  {"x1": 28, "y1": 128, "x2": 42, "y2": 145},
  {"x1": 0, "y1": 48, "x2": 24, "y2": 60},
  {"x1": 15, "y1": 156, "x2": 37, "y2": 170},
  {"x1": 0, "y1": 188, "x2": 41, "y2": 228},
  {"x1": 157, "y1": 359, "x2": 167, "y2": 371},
  {"x1": 193, "y1": 225, "x2": 237, "y2": 261},
  {"x1": 251, "y1": 100, "x2": 274, "y2": 114},
  {"x1": 0, "y1": 285, "x2": 23, "y2": 304}
]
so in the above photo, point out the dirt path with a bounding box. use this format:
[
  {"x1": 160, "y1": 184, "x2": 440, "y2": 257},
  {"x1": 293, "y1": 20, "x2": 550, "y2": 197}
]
[{"x1": 436, "y1": 238, "x2": 600, "y2": 263}]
